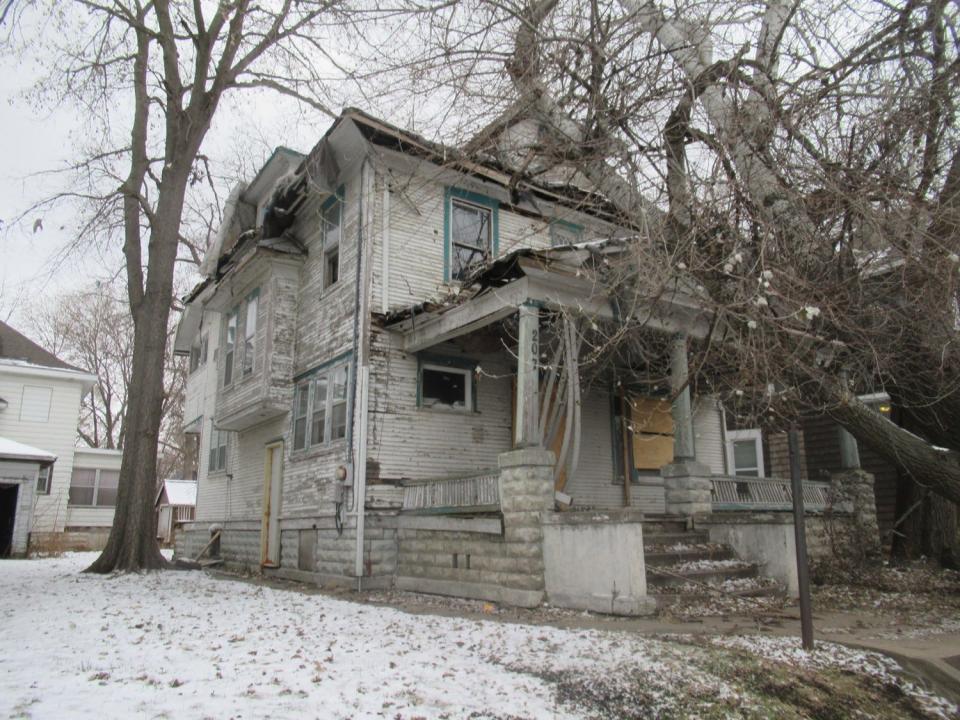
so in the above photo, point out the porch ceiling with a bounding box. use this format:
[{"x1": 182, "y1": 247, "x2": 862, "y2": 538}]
[{"x1": 389, "y1": 241, "x2": 713, "y2": 353}]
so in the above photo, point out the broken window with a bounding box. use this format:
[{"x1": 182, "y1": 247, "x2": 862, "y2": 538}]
[
  {"x1": 450, "y1": 199, "x2": 492, "y2": 281},
  {"x1": 421, "y1": 364, "x2": 472, "y2": 410},
  {"x1": 322, "y1": 197, "x2": 341, "y2": 290}
]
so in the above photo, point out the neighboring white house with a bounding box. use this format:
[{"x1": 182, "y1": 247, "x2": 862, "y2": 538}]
[
  {"x1": 0, "y1": 437, "x2": 56, "y2": 557},
  {"x1": 0, "y1": 321, "x2": 123, "y2": 552}
]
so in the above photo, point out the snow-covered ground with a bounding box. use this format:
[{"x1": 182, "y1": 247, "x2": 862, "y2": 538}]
[{"x1": 1, "y1": 554, "x2": 955, "y2": 719}]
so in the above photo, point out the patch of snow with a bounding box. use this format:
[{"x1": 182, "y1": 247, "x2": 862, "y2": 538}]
[{"x1": 0, "y1": 436, "x2": 57, "y2": 462}]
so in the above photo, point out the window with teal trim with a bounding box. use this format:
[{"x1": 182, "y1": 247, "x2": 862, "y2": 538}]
[{"x1": 445, "y1": 188, "x2": 499, "y2": 282}]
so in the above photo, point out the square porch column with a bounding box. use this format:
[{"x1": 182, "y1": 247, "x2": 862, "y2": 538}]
[
  {"x1": 662, "y1": 332, "x2": 712, "y2": 516},
  {"x1": 514, "y1": 302, "x2": 540, "y2": 448}
]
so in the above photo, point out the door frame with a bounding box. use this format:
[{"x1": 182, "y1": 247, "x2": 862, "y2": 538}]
[{"x1": 260, "y1": 441, "x2": 284, "y2": 567}]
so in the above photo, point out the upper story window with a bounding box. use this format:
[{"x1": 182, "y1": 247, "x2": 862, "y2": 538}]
[
  {"x1": 242, "y1": 290, "x2": 259, "y2": 376},
  {"x1": 19, "y1": 385, "x2": 52, "y2": 423},
  {"x1": 321, "y1": 195, "x2": 341, "y2": 290},
  {"x1": 224, "y1": 308, "x2": 238, "y2": 386},
  {"x1": 292, "y1": 361, "x2": 350, "y2": 451},
  {"x1": 445, "y1": 188, "x2": 499, "y2": 282}
]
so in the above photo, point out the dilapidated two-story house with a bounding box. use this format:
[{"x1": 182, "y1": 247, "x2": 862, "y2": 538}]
[{"x1": 174, "y1": 108, "x2": 857, "y2": 614}]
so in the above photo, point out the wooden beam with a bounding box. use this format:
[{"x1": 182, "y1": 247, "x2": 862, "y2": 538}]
[{"x1": 402, "y1": 277, "x2": 531, "y2": 353}]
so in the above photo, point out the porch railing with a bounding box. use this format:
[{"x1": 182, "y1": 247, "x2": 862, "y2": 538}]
[
  {"x1": 401, "y1": 470, "x2": 500, "y2": 514},
  {"x1": 711, "y1": 475, "x2": 834, "y2": 512}
]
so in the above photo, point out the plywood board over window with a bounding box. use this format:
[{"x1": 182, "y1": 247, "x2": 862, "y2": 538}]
[{"x1": 630, "y1": 396, "x2": 674, "y2": 470}]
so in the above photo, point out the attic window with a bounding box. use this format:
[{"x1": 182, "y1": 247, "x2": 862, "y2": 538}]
[{"x1": 421, "y1": 364, "x2": 472, "y2": 410}]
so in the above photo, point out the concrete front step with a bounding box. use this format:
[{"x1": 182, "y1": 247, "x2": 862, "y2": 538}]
[
  {"x1": 647, "y1": 561, "x2": 759, "y2": 589},
  {"x1": 642, "y1": 531, "x2": 710, "y2": 548},
  {"x1": 645, "y1": 545, "x2": 735, "y2": 566}
]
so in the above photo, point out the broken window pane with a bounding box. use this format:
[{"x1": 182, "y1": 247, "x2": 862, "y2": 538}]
[{"x1": 421, "y1": 367, "x2": 468, "y2": 409}]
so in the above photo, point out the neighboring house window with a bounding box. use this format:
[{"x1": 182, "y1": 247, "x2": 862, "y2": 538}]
[
  {"x1": 727, "y1": 429, "x2": 764, "y2": 477},
  {"x1": 208, "y1": 423, "x2": 228, "y2": 472},
  {"x1": 445, "y1": 188, "x2": 499, "y2": 282},
  {"x1": 550, "y1": 220, "x2": 583, "y2": 247},
  {"x1": 242, "y1": 290, "x2": 259, "y2": 375},
  {"x1": 292, "y1": 361, "x2": 350, "y2": 450},
  {"x1": 224, "y1": 308, "x2": 238, "y2": 386},
  {"x1": 36, "y1": 463, "x2": 52, "y2": 495},
  {"x1": 19, "y1": 385, "x2": 52, "y2": 423},
  {"x1": 420, "y1": 364, "x2": 473, "y2": 410},
  {"x1": 67, "y1": 468, "x2": 119, "y2": 507},
  {"x1": 322, "y1": 196, "x2": 341, "y2": 290}
]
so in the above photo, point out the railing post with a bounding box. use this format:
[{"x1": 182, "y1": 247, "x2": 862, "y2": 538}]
[{"x1": 789, "y1": 425, "x2": 815, "y2": 650}]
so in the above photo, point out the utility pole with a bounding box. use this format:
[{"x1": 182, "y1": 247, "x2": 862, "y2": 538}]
[{"x1": 788, "y1": 424, "x2": 814, "y2": 650}]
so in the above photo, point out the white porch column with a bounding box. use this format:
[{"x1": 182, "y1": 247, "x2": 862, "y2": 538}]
[
  {"x1": 515, "y1": 303, "x2": 540, "y2": 448},
  {"x1": 838, "y1": 426, "x2": 861, "y2": 469},
  {"x1": 670, "y1": 332, "x2": 695, "y2": 461}
]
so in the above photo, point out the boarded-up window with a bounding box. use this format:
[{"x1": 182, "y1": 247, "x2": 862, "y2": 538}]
[
  {"x1": 19, "y1": 385, "x2": 52, "y2": 423},
  {"x1": 630, "y1": 396, "x2": 674, "y2": 470}
]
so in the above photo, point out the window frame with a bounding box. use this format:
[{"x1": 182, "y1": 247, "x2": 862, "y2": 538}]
[
  {"x1": 291, "y1": 359, "x2": 352, "y2": 452},
  {"x1": 36, "y1": 462, "x2": 53, "y2": 495},
  {"x1": 67, "y1": 467, "x2": 120, "y2": 508},
  {"x1": 726, "y1": 428, "x2": 765, "y2": 477},
  {"x1": 416, "y1": 355, "x2": 477, "y2": 413},
  {"x1": 242, "y1": 289, "x2": 259, "y2": 376},
  {"x1": 321, "y1": 191, "x2": 343, "y2": 291},
  {"x1": 208, "y1": 421, "x2": 229, "y2": 473},
  {"x1": 419, "y1": 363, "x2": 474, "y2": 411},
  {"x1": 223, "y1": 307, "x2": 238, "y2": 386},
  {"x1": 444, "y1": 188, "x2": 499, "y2": 282}
]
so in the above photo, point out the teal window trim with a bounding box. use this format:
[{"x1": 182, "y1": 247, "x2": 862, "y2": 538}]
[
  {"x1": 444, "y1": 187, "x2": 500, "y2": 282},
  {"x1": 223, "y1": 304, "x2": 239, "y2": 387},
  {"x1": 320, "y1": 184, "x2": 345, "y2": 213},
  {"x1": 416, "y1": 353, "x2": 478, "y2": 411},
  {"x1": 290, "y1": 352, "x2": 353, "y2": 452},
  {"x1": 550, "y1": 219, "x2": 584, "y2": 247}
]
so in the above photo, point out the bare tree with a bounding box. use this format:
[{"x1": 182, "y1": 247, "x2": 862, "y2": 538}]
[
  {"x1": 383, "y1": 0, "x2": 959, "y2": 558},
  {"x1": 2, "y1": 0, "x2": 363, "y2": 571}
]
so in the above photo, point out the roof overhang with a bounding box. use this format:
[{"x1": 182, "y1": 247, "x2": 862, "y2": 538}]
[
  {"x1": 0, "y1": 437, "x2": 57, "y2": 463},
  {"x1": 388, "y1": 243, "x2": 713, "y2": 353},
  {"x1": 0, "y1": 360, "x2": 97, "y2": 392}
]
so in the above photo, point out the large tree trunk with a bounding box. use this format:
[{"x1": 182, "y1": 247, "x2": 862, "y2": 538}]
[
  {"x1": 892, "y1": 481, "x2": 960, "y2": 569},
  {"x1": 86, "y1": 305, "x2": 171, "y2": 572},
  {"x1": 829, "y1": 397, "x2": 960, "y2": 505}
]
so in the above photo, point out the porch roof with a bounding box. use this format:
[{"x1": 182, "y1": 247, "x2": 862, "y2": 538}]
[{"x1": 385, "y1": 239, "x2": 713, "y2": 353}]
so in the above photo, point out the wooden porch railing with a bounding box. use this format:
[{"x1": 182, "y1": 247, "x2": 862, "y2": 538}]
[
  {"x1": 711, "y1": 475, "x2": 835, "y2": 512},
  {"x1": 401, "y1": 470, "x2": 500, "y2": 514}
]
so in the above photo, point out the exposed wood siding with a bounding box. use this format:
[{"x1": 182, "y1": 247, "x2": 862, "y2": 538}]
[
  {"x1": 367, "y1": 327, "x2": 513, "y2": 480},
  {"x1": 693, "y1": 397, "x2": 726, "y2": 475}
]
